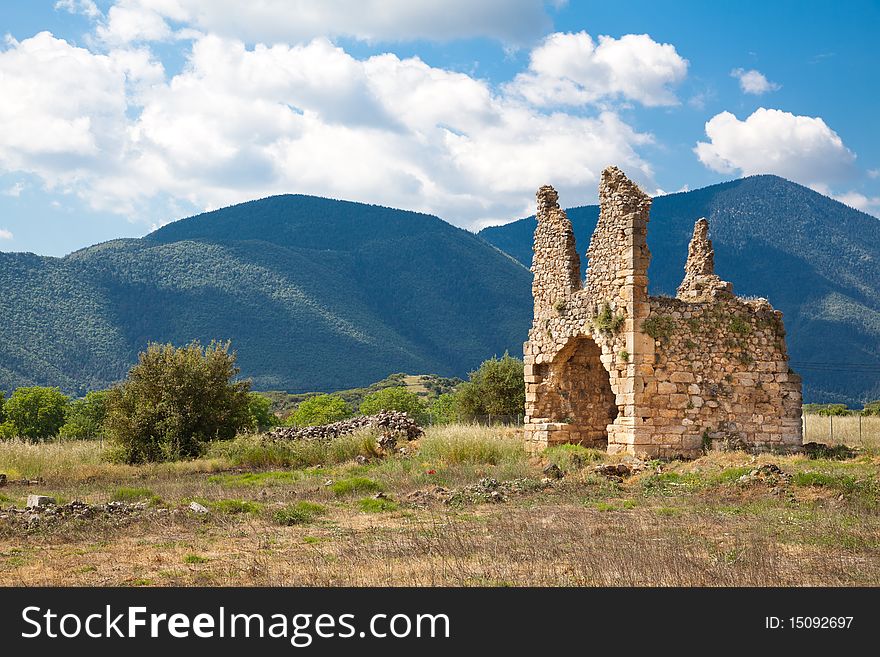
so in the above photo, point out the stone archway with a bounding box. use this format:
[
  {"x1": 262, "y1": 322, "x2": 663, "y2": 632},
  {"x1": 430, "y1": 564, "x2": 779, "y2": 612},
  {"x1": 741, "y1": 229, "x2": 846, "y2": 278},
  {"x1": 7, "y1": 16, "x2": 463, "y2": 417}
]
[{"x1": 535, "y1": 335, "x2": 618, "y2": 447}]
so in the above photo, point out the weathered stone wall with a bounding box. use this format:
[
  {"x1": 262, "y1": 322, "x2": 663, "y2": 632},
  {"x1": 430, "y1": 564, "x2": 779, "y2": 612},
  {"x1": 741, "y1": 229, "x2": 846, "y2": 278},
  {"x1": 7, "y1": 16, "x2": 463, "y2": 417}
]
[{"x1": 523, "y1": 166, "x2": 803, "y2": 458}]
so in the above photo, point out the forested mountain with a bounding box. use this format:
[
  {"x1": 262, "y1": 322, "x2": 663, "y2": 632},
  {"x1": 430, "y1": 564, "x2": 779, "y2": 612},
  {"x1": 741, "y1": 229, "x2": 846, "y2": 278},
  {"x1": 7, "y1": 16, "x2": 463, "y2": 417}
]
[
  {"x1": 480, "y1": 175, "x2": 880, "y2": 405},
  {"x1": 2, "y1": 176, "x2": 878, "y2": 404},
  {"x1": 0, "y1": 195, "x2": 531, "y2": 395}
]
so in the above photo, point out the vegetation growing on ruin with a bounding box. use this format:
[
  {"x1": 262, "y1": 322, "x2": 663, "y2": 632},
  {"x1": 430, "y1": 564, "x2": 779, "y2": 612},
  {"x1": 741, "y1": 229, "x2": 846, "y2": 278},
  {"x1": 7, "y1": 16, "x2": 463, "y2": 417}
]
[
  {"x1": 642, "y1": 314, "x2": 675, "y2": 341},
  {"x1": 595, "y1": 303, "x2": 625, "y2": 334}
]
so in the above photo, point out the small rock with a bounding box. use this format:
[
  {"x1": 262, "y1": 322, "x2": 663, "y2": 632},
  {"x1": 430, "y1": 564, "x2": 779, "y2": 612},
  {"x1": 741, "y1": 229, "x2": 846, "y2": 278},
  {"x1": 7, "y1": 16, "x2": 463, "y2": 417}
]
[
  {"x1": 188, "y1": 502, "x2": 209, "y2": 514},
  {"x1": 355, "y1": 455, "x2": 369, "y2": 465},
  {"x1": 0, "y1": 473, "x2": 7, "y2": 486},
  {"x1": 26, "y1": 495, "x2": 56, "y2": 509},
  {"x1": 372, "y1": 492, "x2": 388, "y2": 500},
  {"x1": 323, "y1": 479, "x2": 333, "y2": 487},
  {"x1": 542, "y1": 463, "x2": 564, "y2": 479}
]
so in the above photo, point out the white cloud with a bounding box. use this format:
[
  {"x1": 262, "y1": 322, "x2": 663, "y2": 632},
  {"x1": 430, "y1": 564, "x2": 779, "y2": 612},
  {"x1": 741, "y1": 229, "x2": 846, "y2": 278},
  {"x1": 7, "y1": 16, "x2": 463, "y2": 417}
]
[
  {"x1": 832, "y1": 191, "x2": 880, "y2": 216},
  {"x1": 3, "y1": 182, "x2": 25, "y2": 197},
  {"x1": 507, "y1": 31, "x2": 688, "y2": 107},
  {"x1": 868, "y1": 168, "x2": 880, "y2": 179},
  {"x1": 0, "y1": 31, "x2": 661, "y2": 229},
  {"x1": 0, "y1": 228, "x2": 13, "y2": 240},
  {"x1": 730, "y1": 68, "x2": 780, "y2": 94},
  {"x1": 54, "y1": 0, "x2": 101, "y2": 19},
  {"x1": 0, "y1": 32, "x2": 164, "y2": 215},
  {"x1": 93, "y1": 0, "x2": 552, "y2": 46},
  {"x1": 694, "y1": 108, "x2": 856, "y2": 188}
]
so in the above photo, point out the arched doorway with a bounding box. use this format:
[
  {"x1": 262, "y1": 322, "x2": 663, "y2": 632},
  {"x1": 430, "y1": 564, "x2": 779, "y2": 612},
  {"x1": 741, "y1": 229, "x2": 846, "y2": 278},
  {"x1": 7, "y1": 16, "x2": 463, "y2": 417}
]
[{"x1": 534, "y1": 335, "x2": 618, "y2": 447}]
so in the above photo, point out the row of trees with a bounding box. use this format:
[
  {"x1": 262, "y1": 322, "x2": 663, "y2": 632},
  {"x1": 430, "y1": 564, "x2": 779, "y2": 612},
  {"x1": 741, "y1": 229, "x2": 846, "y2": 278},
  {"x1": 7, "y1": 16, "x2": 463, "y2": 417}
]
[
  {"x1": 803, "y1": 402, "x2": 880, "y2": 416},
  {"x1": 286, "y1": 353, "x2": 525, "y2": 427},
  {"x1": 1, "y1": 343, "x2": 525, "y2": 464},
  {"x1": 0, "y1": 342, "x2": 274, "y2": 457}
]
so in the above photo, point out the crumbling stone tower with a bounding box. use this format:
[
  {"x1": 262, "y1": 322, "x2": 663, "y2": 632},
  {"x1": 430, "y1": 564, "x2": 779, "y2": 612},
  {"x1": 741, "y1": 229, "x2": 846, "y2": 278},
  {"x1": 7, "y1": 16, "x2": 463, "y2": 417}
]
[{"x1": 523, "y1": 166, "x2": 803, "y2": 457}]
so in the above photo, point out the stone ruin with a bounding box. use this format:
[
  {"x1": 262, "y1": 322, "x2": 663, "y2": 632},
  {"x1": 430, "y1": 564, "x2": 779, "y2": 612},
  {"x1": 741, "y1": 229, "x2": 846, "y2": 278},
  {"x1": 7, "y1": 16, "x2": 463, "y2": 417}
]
[{"x1": 523, "y1": 166, "x2": 803, "y2": 458}]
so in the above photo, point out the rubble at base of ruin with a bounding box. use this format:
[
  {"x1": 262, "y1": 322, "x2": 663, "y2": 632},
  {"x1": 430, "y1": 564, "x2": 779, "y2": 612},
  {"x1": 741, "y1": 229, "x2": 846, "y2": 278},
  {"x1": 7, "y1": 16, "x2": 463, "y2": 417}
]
[{"x1": 523, "y1": 166, "x2": 803, "y2": 458}]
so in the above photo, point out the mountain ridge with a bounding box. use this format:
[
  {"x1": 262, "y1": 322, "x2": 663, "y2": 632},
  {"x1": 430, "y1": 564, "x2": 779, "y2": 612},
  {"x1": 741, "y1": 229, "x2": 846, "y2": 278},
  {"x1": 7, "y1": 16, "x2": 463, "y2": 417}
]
[{"x1": 1, "y1": 176, "x2": 878, "y2": 404}]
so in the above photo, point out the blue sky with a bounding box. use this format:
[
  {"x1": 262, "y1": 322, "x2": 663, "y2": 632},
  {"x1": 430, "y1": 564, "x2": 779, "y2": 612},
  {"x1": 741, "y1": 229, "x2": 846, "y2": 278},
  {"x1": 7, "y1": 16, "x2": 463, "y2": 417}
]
[{"x1": 0, "y1": 0, "x2": 878, "y2": 256}]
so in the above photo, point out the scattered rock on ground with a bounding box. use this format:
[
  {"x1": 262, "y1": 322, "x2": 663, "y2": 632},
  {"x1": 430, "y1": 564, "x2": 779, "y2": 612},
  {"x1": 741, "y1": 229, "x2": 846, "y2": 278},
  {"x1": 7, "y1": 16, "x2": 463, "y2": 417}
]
[
  {"x1": 26, "y1": 495, "x2": 56, "y2": 509},
  {"x1": 737, "y1": 463, "x2": 791, "y2": 487},
  {"x1": 188, "y1": 502, "x2": 209, "y2": 514},
  {"x1": 542, "y1": 463, "x2": 564, "y2": 479}
]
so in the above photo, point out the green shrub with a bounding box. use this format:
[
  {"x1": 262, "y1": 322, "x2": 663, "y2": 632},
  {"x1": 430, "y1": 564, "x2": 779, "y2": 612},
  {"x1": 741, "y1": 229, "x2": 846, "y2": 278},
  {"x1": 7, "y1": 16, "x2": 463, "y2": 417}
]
[
  {"x1": 428, "y1": 393, "x2": 458, "y2": 425},
  {"x1": 59, "y1": 390, "x2": 109, "y2": 440},
  {"x1": 2, "y1": 386, "x2": 70, "y2": 441},
  {"x1": 287, "y1": 394, "x2": 352, "y2": 427},
  {"x1": 273, "y1": 501, "x2": 327, "y2": 526},
  {"x1": 453, "y1": 353, "x2": 524, "y2": 420},
  {"x1": 104, "y1": 341, "x2": 251, "y2": 463},
  {"x1": 596, "y1": 303, "x2": 625, "y2": 334},
  {"x1": 245, "y1": 392, "x2": 276, "y2": 431},
  {"x1": 360, "y1": 387, "x2": 427, "y2": 424}
]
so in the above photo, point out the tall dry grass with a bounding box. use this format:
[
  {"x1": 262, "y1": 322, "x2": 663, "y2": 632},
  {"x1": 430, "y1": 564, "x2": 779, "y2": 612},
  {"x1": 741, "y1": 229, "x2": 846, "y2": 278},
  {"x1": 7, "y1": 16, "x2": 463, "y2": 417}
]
[{"x1": 803, "y1": 413, "x2": 880, "y2": 449}]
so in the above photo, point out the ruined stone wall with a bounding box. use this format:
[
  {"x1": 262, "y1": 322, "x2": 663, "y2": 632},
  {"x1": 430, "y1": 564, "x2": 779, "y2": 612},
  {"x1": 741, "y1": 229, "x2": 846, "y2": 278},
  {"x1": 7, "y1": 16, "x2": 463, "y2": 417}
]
[
  {"x1": 643, "y1": 295, "x2": 802, "y2": 457},
  {"x1": 524, "y1": 165, "x2": 803, "y2": 458}
]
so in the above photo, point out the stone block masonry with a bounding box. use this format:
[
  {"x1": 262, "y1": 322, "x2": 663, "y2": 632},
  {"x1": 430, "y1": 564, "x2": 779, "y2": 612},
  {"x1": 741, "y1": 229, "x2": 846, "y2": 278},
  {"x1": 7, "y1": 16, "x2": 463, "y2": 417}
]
[{"x1": 523, "y1": 166, "x2": 802, "y2": 458}]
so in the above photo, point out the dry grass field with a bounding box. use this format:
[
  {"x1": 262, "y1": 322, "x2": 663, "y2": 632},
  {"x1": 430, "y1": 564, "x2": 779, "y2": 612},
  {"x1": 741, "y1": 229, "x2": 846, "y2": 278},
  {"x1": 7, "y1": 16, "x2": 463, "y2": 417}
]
[{"x1": 1, "y1": 423, "x2": 879, "y2": 586}]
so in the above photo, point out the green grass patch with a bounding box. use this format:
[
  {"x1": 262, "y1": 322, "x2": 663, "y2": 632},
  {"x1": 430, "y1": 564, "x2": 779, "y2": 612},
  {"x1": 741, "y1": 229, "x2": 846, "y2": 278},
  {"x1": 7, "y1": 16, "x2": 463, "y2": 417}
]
[
  {"x1": 792, "y1": 471, "x2": 857, "y2": 490},
  {"x1": 357, "y1": 497, "x2": 399, "y2": 513},
  {"x1": 641, "y1": 471, "x2": 703, "y2": 495},
  {"x1": 272, "y1": 501, "x2": 327, "y2": 526},
  {"x1": 709, "y1": 466, "x2": 754, "y2": 485},
  {"x1": 591, "y1": 499, "x2": 637, "y2": 512},
  {"x1": 655, "y1": 506, "x2": 679, "y2": 516},
  {"x1": 544, "y1": 444, "x2": 605, "y2": 471},
  {"x1": 183, "y1": 554, "x2": 209, "y2": 564},
  {"x1": 330, "y1": 476, "x2": 384, "y2": 496},
  {"x1": 208, "y1": 499, "x2": 262, "y2": 515},
  {"x1": 208, "y1": 470, "x2": 300, "y2": 487},
  {"x1": 111, "y1": 487, "x2": 162, "y2": 505}
]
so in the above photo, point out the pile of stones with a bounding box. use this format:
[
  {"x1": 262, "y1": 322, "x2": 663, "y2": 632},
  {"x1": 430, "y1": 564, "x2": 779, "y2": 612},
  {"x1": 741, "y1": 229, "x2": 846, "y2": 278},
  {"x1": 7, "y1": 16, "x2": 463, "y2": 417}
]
[
  {"x1": 267, "y1": 410, "x2": 424, "y2": 443},
  {"x1": 1, "y1": 495, "x2": 153, "y2": 529},
  {"x1": 736, "y1": 463, "x2": 791, "y2": 488}
]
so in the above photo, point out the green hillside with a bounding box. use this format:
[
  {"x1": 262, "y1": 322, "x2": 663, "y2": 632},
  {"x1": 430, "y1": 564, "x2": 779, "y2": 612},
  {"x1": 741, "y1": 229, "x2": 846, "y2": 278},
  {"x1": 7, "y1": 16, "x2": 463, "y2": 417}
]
[
  {"x1": 479, "y1": 175, "x2": 880, "y2": 405},
  {"x1": 0, "y1": 195, "x2": 531, "y2": 395}
]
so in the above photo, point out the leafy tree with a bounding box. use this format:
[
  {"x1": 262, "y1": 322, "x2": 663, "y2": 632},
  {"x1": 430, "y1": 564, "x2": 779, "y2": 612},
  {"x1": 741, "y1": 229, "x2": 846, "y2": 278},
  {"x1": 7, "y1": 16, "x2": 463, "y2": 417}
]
[
  {"x1": 0, "y1": 391, "x2": 5, "y2": 424},
  {"x1": 104, "y1": 341, "x2": 251, "y2": 463},
  {"x1": 287, "y1": 394, "x2": 352, "y2": 426},
  {"x1": 246, "y1": 392, "x2": 277, "y2": 431},
  {"x1": 815, "y1": 404, "x2": 850, "y2": 417},
  {"x1": 359, "y1": 387, "x2": 427, "y2": 424},
  {"x1": 428, "y1": 393, "x2": 458, "y2": 425},
  {"x1": 454, "y1": 353, "x2": 525, "y2": 419},
  {"x1": 861, "y1": 400, "x2": 880, "y2": 416},
  {"x1": 1, "y1": 386, "x2": 70, "y2": 441},
  {"x1": 59, "y1": 390, "x2": 109, "y2": 439}
]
